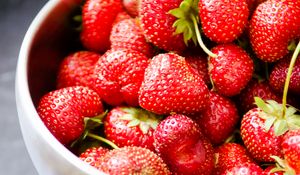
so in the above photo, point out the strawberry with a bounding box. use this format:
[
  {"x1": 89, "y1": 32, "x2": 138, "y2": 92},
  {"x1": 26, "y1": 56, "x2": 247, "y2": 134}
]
[
  {"x1": 95, "y1": 146, "x2": 171, "y2": 175},
  {"x1": 81, "y1": 0, "x2": 123, "y2": 52},
  {"x1": 281, "y1": 129, "x2": 300, "y2": 173},
  {"x1": 104, "y1": 107, "x2": 161, "y2": 151},
  {"x1": 249, "y1": 0, "x2": 300, "y2": 62},
  {"x1": 94, "y1": 49, "x2": 149, "y2": 106},
  {"x1": 237, "y1": 79, "x2": 282, "y2": 114},
  {"x1": 57, "y1": 51, "x2": 100, "y2": 89},
  {"x1": 123, "y1": 0, "x2": 139, "y2": 17},
  {"x1": 209, "y1": 44, "x2": 254, "y2": 96},
  {"x1": 184, "y1": 53, "x2": 210, "y2": 85},
  {"x1": 214, "y1": 143, "x2": 255, "y2": 175},
  {"x1": 37, "y1": 86, "x2": 104, "y2": 145},
  {"x1": 269, "y1": 56, "x2": 300, "y2": 95},
  {"x1": 139, "y1": 0, "x2": 186, "y2": 52},
  {"x1": 241, "y1": 107, "x2": 284, "y2": 162},
  {"x1": 110, "y1": 18, "x2": 155, "y2": 58},
  {"x1": 263, "y1": 166, "x2": 284, "y2": 175},
  {"x1": 198, "y1": 0, "x2": 249, "y2": 43},
  {"x1": 154, "y1": 114, "x2": 214, "y2": 175},
  {"x1": 224, "y1": 163, "x2": 264, "y2": 175},
  {"x1": 195, "y1": 91, "x2": 239, "y2": 145},
  {"x1": 79, "y1": 146, "x2": 109, "y2": 167},
  {"x1": 139, "y1": 53, "x2": 209, "y2": 115}
]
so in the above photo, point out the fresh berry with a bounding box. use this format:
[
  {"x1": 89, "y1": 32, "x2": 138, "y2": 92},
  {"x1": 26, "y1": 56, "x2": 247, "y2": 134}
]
[
  {"x1": 269, "y1": 56, "x2": 300, "y2": 95},
  {"x1": 110, "y1": 18, "x2": 155, "y2": 57},
  {"x1": 81, "y1": 0, "x2": 123, "y2": 52},
  {"x1": 37, "y1": 86, "x2": 104, "y2": 145},
  {"x1": 139, "y1": 0, "x2": 186, "y2": 52},
  {"x1": 123, "y1": 0, "x2": 139, "y2": 17},
  {"x1": 195, "y1": 91, "x2": 239, "y2": 145},
  {"x1": 249, "y1": 0, "x2": 300, "y2": 62},
  {"x1": 57, "y1": 51, "x2": 100, "y2": 89},
  {"x1": 79, "y1": 146, "x2": 109, "y2": 167},
  {"x1": 237, "y1": 79, "x2": 282, "y2": 114},
  {"x1": 209, "y1": 44, "x2": 254, "y2": 96},
  {"x1": 198, "y1": 0, "x2": 249, "y2": 43},
  {"x1": 154, "y1": 114, "x2": 214, "y2": 175},
  {"x1": 224, "y1": 162, "x2": 264, "y2": 175},
  {"x1": 214, "y1": 143, "x2": 255, "y2": 175},
  {"x1": 104, "y1": 107, "x2": 161, "y2": 151},
  {"x1": 95, "y1": 146, "x2": 171, "y2": 175},
  {"x1": 281, "y1": 129, "x2": 300, "y2": 173},
  {"x1": 94, "y1": 49, "x2": 149, "y2": 106},
  {"x1": 241, "y1": 108, "x2": 284, "y2": 162},
  {"x1": 139, "y1": 53, "x2": 209, "y2": 115}
]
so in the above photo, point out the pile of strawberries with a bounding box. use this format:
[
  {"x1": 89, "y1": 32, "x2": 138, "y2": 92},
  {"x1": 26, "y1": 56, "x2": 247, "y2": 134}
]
[{"x1": 36, "y1": 0, "x2": 300, "y2": 174}]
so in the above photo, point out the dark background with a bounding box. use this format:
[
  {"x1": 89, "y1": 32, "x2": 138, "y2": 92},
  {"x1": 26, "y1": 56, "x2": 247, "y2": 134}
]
[{"x1": 0, "y1": 0, "x2": 48, "y2": 174}]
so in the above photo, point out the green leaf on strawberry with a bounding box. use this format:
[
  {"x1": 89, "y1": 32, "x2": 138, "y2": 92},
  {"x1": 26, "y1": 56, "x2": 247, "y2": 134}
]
[{"x1": 270, "y1": 156, "x2": 297, "y2": 175}]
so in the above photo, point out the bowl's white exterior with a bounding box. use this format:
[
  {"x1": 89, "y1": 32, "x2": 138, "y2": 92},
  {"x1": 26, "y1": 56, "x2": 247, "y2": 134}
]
[{"x1": 16, "y1": 0, "x2": 105, "y2": 174}]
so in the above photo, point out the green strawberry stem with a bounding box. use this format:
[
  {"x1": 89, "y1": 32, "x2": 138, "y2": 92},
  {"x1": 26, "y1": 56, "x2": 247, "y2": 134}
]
[
  {"x1": 282, "y1": 41, "x2": 300, "y2": 118},
  {"x1": 191, "y1": 14, "x2": 217, "y2": 58},
  {"x1": 87, "y1": 133, "x2": 119, "y2": 149}
]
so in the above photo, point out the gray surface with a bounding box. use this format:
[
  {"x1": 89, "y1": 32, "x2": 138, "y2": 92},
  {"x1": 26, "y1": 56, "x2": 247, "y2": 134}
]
[{"x1": 0, "y1": 0, "x2": 47, "y2": 174}]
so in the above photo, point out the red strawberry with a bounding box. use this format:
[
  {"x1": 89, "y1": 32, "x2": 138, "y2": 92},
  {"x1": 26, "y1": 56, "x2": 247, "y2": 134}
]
[
  {"x1": 139, "y1": 53, "x2": 209, "y2": 115},
  {"x1": 154, "y1": 114, "x2": 214, "y2": 175},
  {"x1": 81, "y1": 0, "x2": 123, "y2": 52},
  {"x1": 281, "y1": 129, "x2": 300, "y2": 173},
  {"x1": 123, "y1": 0, "x2": 139, "y2": 17},
  {"x1": 209, "y1": 44, "x2": 254, "y2": 96},
  {"x1": 214, "y1": 143, "x2": 255, "y2": 175},
  {"x1": 237, "y1": 79, "x2": 282, "y2": 114},
  {"x1": 37, "y1": 86, "x2": 104, "y2": 145},
  {"x1": 195, "y1": 91, "x2": 239, "y2": 145},
  {"x1": 269, "y1": 56, "x2": 300, "y2": 95},
  {"x1": 95, "y1": 146, "x2": 171, "y2": 175},
  {"x1": 57, "y1": 51, "x2": 100, "y2": 89},
  {"x1": 249, "y1": 0, "x2": 300, "y2": 62},
  {"x1": 94, "y1": 49, "x2": 149, "y2": 106},
  {"x1": 110, "y1": 18, "x2": 155, "y2": 58},
  {"x1": 104, "y1": 107, "x2": 161, "y2": 151},
  {"x1": 79, "y1": 146, "x2": 109, "y2": 167},
  {"x1": 184, "y1": 53, "x2": 210, "y2": 85},
  {"x1": 263, "y1": 166, "x2": 284, "y2": 175},
  {"x1": 224, "y1": 163, "x2": 264, "y2": 175},
  {"x1": 198, "y1": 0, "x2": 249, "y2": 43},
  {"x1": 139, "y1": 0, "x2": 186, "y2": 52},
  {"x1": 241, "y1": 107, "x2": 284, "y2": 162}
]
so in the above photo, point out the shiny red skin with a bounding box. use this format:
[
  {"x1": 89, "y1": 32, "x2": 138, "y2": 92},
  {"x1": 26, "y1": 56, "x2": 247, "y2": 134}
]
[
  {"x1": 79, "y1": 146, "x2": 109, "y2": 167},
  {"x1": 237, "y1": 80, "x2": 282, "y2": 114},
  {"x1": 94, "y1": 49, "x2": 149, "y2": 106},
  {"x1": 241, "y1": 108, "x2": 284, "y2": 162},
  {"x1": 223, "y1": 163, "x2": 264, "y2": 175},
  {"x1": 282, "y1": 129, "x2": 300, "y2": 173},
  {"x1": 123, "y1": 0, "x2": 139, "y2": 17},
  {"x1": 139, "y1": 53, "x2": 209, "y2": 115},
  {"x1": 96, "y1": 146, "x2": 171, "y2": 175},
  {"x1": 154, "y1": 114, "x2": 214, "y2": 175},
  {"x1": 199, "y1": 0, "x2": 249, "y2": 43},
  {"x1": 110, "y1": 18, "x2": 154, "y2": 58},
  {"x1": 209, "y1": 44, "x2": 254, "y2": 96},
  {"x1": 81, "y1": 0, "x2": 123, "y2": 52},
  {"x1": 57, "y1": 51, "x2": 100, "y2": 89},
  {"x1": 104, "y1": 107, "x2": 155, "y2": 151},
  {"x1": 139, "y1": 0, "x2": 186, "y2": 52},
  {"x1": 215, "y1": 143, "x2": 255, "y2": 175},
  {"x1": 185, "y1": 53, "x2": 210, "y2": 85},
  {"x1": 249, "y1": 0, "x2": 300, "y2": 62},
  {"x1": 263, "y1": 166, "x2": 284, "y2": 175},
  {"x1": 269, "y1": 56, "x2": 300, "y2": 95},
  {"x1": 37, "y1": 86, "x2": 104, "y2": 145},
  {"x1": 195, "y1": 91, "x2": 239, "y2": 145}
]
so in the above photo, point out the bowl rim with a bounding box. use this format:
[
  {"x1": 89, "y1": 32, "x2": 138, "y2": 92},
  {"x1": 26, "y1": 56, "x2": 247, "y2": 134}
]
[{"x1": 16, "y1": 0, "x2": 104, "y2": 174}]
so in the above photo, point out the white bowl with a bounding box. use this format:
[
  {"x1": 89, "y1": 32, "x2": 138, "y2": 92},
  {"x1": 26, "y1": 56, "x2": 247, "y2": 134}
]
[{"x1": 16, "y1": 0, "x2": 105, "y2": 174}]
